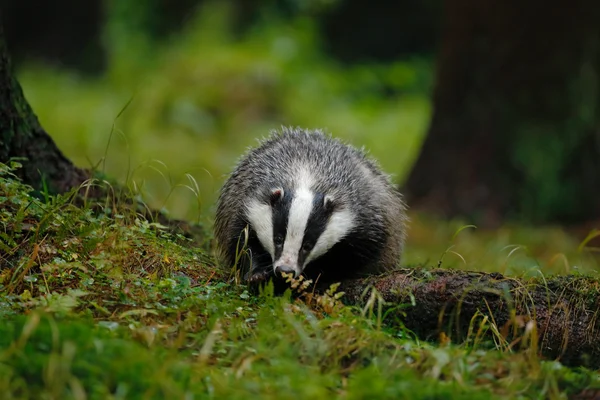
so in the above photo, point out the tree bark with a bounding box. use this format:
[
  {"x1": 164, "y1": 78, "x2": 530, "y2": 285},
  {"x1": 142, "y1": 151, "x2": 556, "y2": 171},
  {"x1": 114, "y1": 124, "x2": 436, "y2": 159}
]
[
  {"x1": 0, "y1": 18, "x2": 206, "y2": 244},
  {"x1": 0, "y1": 20, "x2": 89, "y2": 193},
  {"x1": 338, "y1": 268, "x2": 600, "y2": 368},
  {"x1": 405, "y1": 0, "x2": 600, "y2": 225}
]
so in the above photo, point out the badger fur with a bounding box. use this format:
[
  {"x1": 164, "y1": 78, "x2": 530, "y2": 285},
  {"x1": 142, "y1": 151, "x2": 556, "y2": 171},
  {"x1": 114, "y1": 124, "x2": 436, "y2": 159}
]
[{"x1": 214, "y1": 127, "x2": 408, "y2": 287}]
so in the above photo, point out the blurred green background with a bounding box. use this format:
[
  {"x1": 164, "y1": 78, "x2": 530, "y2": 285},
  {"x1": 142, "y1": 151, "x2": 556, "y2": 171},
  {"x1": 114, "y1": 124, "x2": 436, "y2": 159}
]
[
  {"x1": 4, "y1": 0, "x2": 599, "y2": 275},
  {"x1": 9, "y1": 1, "x2": 433, "y2": 223}
]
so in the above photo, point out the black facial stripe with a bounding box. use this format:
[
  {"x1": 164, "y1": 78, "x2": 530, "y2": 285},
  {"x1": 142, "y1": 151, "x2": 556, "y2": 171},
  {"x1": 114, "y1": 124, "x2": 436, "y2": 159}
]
[
  {"x1": 298, "y1": 193, "x2": 332, "y2": 266},
  {"x1": 271, "y1": 188, "x2": 293, "y2": 260}
]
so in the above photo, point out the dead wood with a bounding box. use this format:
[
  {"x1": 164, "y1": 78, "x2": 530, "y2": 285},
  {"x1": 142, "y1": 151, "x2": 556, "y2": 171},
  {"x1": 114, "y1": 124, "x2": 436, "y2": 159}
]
[{"x1": 338, "y1": 268, "x2": 600, "y2": 368}]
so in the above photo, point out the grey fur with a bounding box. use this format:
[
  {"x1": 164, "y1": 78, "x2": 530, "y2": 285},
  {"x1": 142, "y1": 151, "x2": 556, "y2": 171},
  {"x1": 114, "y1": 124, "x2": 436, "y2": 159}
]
[{"x1": 214, "y1": 126, "x2": 408, "y2": 284}]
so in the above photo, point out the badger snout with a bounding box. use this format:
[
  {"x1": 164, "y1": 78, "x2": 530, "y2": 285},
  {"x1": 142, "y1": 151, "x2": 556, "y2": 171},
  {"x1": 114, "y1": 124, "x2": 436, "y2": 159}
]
[{"x1": 273, "y1": 263, "x2": 300, "y2": 278}]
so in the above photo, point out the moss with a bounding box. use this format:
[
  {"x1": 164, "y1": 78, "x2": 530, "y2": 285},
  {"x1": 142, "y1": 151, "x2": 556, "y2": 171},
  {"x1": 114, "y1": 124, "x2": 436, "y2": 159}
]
[{"x1": 1, "y1": 164, "x2": 599, "y2": 397}]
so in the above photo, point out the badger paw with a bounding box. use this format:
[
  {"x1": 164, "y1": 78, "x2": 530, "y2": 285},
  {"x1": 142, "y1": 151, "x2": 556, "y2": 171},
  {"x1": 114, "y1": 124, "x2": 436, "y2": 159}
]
[{"x1": 245, "y1": 269, "x2": 272, "y2": 284}]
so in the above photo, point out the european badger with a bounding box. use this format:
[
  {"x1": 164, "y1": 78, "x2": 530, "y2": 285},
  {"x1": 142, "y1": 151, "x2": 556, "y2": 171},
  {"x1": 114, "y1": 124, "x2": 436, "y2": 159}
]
[{"x1": 214, "y1": 127, "x2": 407, "y2": 287}]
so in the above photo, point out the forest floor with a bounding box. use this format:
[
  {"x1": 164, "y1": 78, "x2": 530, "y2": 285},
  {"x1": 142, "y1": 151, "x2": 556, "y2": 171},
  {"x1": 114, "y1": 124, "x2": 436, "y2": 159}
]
[{"x1": 1, "y1": 162, "x2": 599, "y2": 399}]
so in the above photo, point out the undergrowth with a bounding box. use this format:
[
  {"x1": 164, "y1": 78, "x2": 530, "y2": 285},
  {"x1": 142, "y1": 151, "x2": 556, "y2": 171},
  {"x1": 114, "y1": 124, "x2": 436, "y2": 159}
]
[{"x1": 1, "y1": 163, "x2": 599, "y2": 399}]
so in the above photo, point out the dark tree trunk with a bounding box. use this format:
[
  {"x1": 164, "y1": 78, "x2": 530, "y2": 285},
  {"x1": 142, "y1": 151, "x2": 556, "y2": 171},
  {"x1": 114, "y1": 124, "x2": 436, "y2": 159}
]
[
  {"x1": 338, "y1": 268, "x2": 600, "y2": 368},
  {"x1": 405, "y1": 0, "x2": 600, "y2": 225},
  {"x1": 2, "y1": 0, "x2": 105, "y2": 74},
  {"x1": 0, "y1": 18, "x2": 205, "y2": 243},
  {"x1": 0, "y1": 21, "x2": 89, "y2": 193}
]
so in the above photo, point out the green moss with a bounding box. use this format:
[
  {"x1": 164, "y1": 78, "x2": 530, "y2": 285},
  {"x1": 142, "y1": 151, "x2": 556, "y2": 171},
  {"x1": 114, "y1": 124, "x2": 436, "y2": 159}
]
[{"x1": 1, "y1": 165, "x2": 599, "y2": 398}]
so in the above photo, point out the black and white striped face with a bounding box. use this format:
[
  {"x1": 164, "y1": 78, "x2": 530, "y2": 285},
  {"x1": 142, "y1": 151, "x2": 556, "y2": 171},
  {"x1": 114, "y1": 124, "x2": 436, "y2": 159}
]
[{"x1": 245, "y1": 186, "x2": 356, "y2": 278}]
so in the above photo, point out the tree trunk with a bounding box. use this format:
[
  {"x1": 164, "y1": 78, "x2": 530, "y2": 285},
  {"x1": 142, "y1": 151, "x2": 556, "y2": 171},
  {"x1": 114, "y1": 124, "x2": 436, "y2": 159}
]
[
  {"x1": 0, "y1": 18, "x2": 206, "y2": 243},
  {"x1": 405, "y1": 0, "x2": 600, "y2": 225},
  {"x1": 0, "y1": 20, "x2": 89, "y2": 193},
  {"x1": 337, "y1": 268, "x2": 600, "y2": 368}
]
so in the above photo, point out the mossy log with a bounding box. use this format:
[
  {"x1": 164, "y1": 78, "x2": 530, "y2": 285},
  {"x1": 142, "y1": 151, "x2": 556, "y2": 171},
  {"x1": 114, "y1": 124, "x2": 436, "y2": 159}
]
[{"x1": 338, "y1": 268, "x2": 600, "y2": 368}]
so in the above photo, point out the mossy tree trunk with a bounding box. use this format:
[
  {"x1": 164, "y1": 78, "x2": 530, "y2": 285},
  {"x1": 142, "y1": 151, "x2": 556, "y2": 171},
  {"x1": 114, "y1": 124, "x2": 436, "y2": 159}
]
[
  {"x1": 0, "y1": 20, "x2": 88, "y2": 193},
  {"x1": 405, "y1": 0, "x2": 600, "y2": 225}
]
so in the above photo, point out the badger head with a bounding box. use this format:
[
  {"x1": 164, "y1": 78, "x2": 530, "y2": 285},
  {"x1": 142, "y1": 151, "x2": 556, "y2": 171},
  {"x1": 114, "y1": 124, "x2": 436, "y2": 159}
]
[{"x1": 245, "y1": 186, "x2": 356, "y2": 279}]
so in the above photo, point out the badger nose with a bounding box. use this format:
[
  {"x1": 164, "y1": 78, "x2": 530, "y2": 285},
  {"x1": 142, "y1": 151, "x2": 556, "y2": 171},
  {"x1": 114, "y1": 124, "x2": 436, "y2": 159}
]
[{"x1": 275, "y1": 265, "x2": 296, "y2": 277}]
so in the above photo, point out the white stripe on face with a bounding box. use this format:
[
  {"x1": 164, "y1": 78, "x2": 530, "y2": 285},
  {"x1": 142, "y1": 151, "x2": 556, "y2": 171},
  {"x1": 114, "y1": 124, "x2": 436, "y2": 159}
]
[
  {"x1": 304, "y1": 208, "x2": 355, "y2": 265},
  {"x1": 245, "y1": 198, "x2": 275, "y2": 258},
  {"x1": 273, "y1": 186, "x2": 314, "y2": 276}
]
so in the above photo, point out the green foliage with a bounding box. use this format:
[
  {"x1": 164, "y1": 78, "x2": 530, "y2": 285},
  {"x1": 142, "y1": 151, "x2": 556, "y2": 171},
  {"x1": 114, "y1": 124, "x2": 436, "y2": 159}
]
[
  {"x1": 1, "y1": 163, "x2": 599, "y2": 398},
  {"x1": 18, "y1": 1, "x2": 431, "y2": 221},
  {"x1": 5, "y1": 4, "x2": 600, "y2": 397}
]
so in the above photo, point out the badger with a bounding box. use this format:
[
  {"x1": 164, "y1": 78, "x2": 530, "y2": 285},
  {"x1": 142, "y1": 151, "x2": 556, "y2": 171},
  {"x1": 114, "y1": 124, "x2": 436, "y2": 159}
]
[{"x1": 214, "y1": 127, "x2": 408, "y2": 287}]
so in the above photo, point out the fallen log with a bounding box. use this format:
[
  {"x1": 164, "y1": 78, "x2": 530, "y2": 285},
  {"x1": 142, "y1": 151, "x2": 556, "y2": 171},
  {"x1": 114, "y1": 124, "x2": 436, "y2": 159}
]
[{"x1": 338, "y1": 268, "x2": 600, "y2": 368}]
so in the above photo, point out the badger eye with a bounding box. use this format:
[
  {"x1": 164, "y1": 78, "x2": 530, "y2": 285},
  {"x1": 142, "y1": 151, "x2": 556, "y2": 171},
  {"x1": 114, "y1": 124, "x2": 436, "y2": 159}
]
[
  {"x1": 274, "y1": 235, "x2": 284, "y2": 246},
  {"x1": 301, "y1": 242, "x2": 312, "y2": 253}
]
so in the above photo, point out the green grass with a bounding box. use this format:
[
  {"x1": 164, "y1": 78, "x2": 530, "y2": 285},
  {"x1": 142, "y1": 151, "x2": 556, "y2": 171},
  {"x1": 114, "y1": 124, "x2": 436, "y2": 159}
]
[
  {"x1": 406, "y1": 213, "x2": 600, "y2": 276},
  {"x1": 1, "y1": 161, "x2": 599, "y2": 399},
  {"x1": 5, "y1": 4, "x2": 600, "y2": 397}
]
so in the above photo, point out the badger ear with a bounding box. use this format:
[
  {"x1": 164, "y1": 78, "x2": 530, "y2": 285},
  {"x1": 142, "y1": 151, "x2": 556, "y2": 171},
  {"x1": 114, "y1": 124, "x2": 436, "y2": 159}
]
[
  {"x1": 324, "y1": 194, "x2": 336, "y2": 212},
  {"x1": 270, "y1": 188, "x2": 284, "y2": 206}
]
